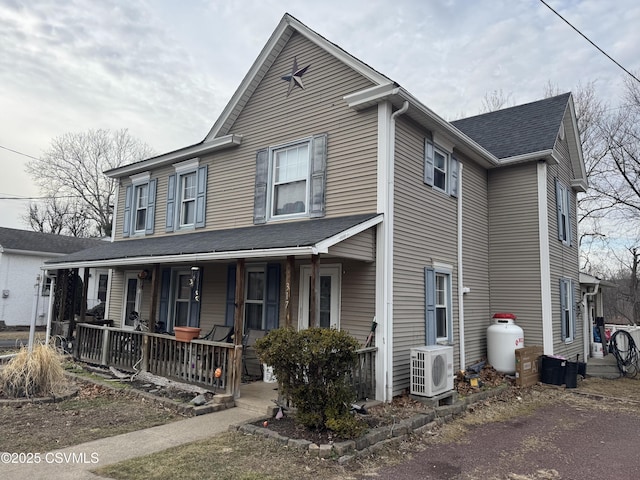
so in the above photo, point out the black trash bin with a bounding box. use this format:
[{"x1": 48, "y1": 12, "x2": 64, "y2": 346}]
[
  {"x1": 564, "y1": 361, "x2": 578, "y2": 388},
  {"x1": 541, "y1": 356, "x2": 565, "y2": 386}
]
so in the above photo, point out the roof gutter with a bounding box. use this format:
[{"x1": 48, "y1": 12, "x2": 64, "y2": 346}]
[
  {"x1": 105, "y1": 134, "x2": 243, "y2": 178},
  {"x1": 344, "y1": 84, "x2": 500, "y2": 167}
]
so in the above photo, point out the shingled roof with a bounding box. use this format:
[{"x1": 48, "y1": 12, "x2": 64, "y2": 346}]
[
  {"x1": 45, "y1": 214, "x2": 379, "y2": 266},
  {"x1": 451, "y1": 93, "x2": 571, "y2": 160},
  {"x1": 0, "y1": 227, "x2": 100, "y2": 255}
]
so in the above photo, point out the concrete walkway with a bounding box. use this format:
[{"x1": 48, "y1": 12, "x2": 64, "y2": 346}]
[{"x1": 1, "y1": 382, "x2": 277, "y2": 480}]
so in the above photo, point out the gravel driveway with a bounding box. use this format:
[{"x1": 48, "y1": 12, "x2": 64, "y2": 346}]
[{"x1": 359, "y1": 386, "x2": 640, "y2": 480}]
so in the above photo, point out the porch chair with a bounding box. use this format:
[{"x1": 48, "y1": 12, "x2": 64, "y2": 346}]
[{"x1": 202, "y1": 324, "x2": 234, "y2": 343}]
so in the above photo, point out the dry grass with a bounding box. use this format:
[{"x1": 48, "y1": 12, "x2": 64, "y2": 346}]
[{"x1": 0, "y1": 343, "x2": 68, "y2": 398}]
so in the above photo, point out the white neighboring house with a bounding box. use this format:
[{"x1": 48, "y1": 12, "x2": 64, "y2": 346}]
[{"x1": 0, "y1": 227, "x2": 103, "y2": 327}]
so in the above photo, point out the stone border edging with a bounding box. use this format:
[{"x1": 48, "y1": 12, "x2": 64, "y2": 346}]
[
  {"x1": 0, "y1": 386, "x2": 79, "y2": 405},
  {"x1": 64, "y1": 371, "x2": 234, "y2": 416},
  {"x1": 230, "y1": 384, "x2": 509, "y2": 463}
]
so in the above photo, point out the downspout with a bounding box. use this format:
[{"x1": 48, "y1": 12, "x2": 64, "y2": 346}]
[
  {"x1": 457, "y1": 163, "x2": 466, "y2": 370},
  {"x1": 384, "y1": 100, "x2": 409, "y2": 402},
  {"x1": 582, "y1": 282, "x2": 600, "y2": 361},
  {"x1": 44, "y1": 270, "x2": 57, "y2": 345}
]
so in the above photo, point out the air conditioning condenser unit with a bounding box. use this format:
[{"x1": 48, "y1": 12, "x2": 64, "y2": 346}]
[{"x1": 410, "y1": 345, "x2": 454, "y2": 397}]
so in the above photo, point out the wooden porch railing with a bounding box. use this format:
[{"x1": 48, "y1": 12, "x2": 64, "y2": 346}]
[
  {"x1": 75, "y1": 323, "x2": 377, "y2": 401},
  {"x1": 74, "y1": 323, "x2": 238, "y2": 395},
  {"x1": 353, "y1": 346, "x2": 377, "y2": 400}
]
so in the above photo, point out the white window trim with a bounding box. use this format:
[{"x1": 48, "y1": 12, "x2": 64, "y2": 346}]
[
  {"x1": 178, "y1": 171, "x2": 197, "y2": 228},
  {"x1": 433, "y1": 146, "x2": 449, "y2": 193},
  {"x1": 171, "y1": 269, "x2": 194, "y2": 330},
  {"x1": 433, "y1": 263, "x2": 452, "y2": 344},
  {"x1": 245, "y1": 264, "x2": 267, "y2": 331},
  {"x1": 561, "y1": 278, "x2": 575, "y2": 343},
  {"x1": 172, "y1": 159, "x2": 200, "y2": 229},
  {"x1": 129, "y1": 172, "x2": 151, "y2": 236},
  {"x1": 267, "y1": 137, "x2": 312, "y2": 221}
]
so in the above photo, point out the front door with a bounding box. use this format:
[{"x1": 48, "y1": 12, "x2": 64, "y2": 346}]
[
  {"x1": 122, "y1": 273, "x2": 141, "y2": 329},
  {"x1": 298, "y1": 264, "x2": 341, "y2": 330}
]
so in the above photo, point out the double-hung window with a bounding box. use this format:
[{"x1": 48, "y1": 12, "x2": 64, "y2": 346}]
[
  {"x1": 166, "y1": 159, "x2": 208, "y2": 232},
  {"x1": 424, "y1": 139, "x2": 459, "y2": 197},
  {"x1": 134, "y1": 183, "x2": 148, "y2": 233},
  {"x1": 253, "y1": 134, "x2": 327, "y2": 224},
  {"x1": 123, "y1": 172, "x2": 156, "y2": 237},
  {"x1": 272, "y1": 142, "x2": 309, "y2": 216},
  {"x1": 179, "y1": 172, "x2": 197, "y2": 227},
  {"x1": 560, "y1": 278, "x2": 575, "y2": 343},
  {"x1": 425, "y1": 265, "x2": 453, "y2": 345},
  {"x1": 556, "y1": 179, "x2": 571, "y2": 245}
]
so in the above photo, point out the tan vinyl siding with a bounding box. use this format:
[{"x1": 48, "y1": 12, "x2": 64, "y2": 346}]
[
  {"x1": 112, "y1": 32, "x2": 378, "y2": 241},
  {"x1": 327, "y1": 228, "x2": 375, "y2": 262},
  {"x1": 488, "y1": 163, "x2": 543, "y2": 346},
  {"x1": 392, "y1": 118, "x2": 460, "y2": 395},
  {"x1": 547, "y1": 155, "x2": 581, "y2": 358},
  {"x1": 459, "y1": 156, "x2": 491, "y2": 365},
  {"x1": 198, "y1": 265, "x2": 229, "y2": 335}
]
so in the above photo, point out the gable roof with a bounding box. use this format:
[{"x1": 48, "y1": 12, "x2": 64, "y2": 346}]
[
  {"x1": 451, "y1": 93, "x2": 571, "y2": 160},
  {"x1": 44, "y1": 214, "x2": 381, "y2": 268},
  {"x1": 0, "y1": 227, "x2": 100, "y2": 256}
]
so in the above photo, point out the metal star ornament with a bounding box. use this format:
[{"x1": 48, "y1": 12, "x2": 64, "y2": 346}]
[{"x1": 281, "y1": 56, "x2": 310, "y2": 97}]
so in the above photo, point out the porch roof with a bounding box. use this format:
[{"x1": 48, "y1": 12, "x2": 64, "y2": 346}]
[{"x1": 44, "y1": 213, "x2": 382, "y2": 269}]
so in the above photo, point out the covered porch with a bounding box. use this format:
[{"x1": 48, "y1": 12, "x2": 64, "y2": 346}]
[{"x1": 46, "y1": 214, "x2": 383, "y2": 400}]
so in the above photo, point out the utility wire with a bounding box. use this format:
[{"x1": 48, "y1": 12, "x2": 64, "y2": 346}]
[
  {"x1": 0, "y1": 194, "x2": 82, "y2": 200},
  {"x1": 539, "y1": 0, "x2": 640, "y2": 85},
  {"x1": 0, "y1": 144, "x2": 41, "y2": 161}
]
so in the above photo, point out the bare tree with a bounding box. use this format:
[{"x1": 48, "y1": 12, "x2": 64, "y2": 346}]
[
  {"x1": 480, "y1": 89, "x2": 514, "y2": 113},
  {"x1": 26, "y1": 129, "x2": 154, "y2": 237}
]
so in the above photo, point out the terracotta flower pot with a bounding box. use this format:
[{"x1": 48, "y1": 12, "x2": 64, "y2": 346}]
[{"x1": 173, "y1": 326, "x2": 201, "y2": 342}]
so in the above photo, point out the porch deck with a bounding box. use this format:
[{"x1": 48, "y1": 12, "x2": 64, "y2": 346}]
[{"x1": 74, "y1": 323, "x2": 377, "y2": 401}]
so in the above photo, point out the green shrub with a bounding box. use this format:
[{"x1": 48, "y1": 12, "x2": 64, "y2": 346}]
[{"x1": 255, "y1": 327, "x2": 363, "y2": 436}]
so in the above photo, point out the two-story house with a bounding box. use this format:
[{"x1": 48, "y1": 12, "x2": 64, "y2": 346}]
[{"x1": 45, "y1": 13, "x2": 587, "y2": 401}]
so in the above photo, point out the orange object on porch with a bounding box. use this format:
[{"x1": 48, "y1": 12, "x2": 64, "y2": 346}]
[{"x1": 173, "y1": 326, "x2": 201, "y2": 342}]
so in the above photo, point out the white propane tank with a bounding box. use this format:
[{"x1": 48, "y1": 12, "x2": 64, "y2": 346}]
[{"x1": 487, "y1": 313, "x2": 524, "y2": 374}]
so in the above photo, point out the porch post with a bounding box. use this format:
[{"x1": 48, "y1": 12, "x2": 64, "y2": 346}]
[
  {"x1": 310, "y1": 254, "x2": 320, "y2": 328},
  {"x1": 148, "y1": 264, "x2": 160, "y2": 333},
  {"x1": 232, "y1": 259, "x2": 245, "y2": 398},
  {"x1": 68, "y1": 268, "x2": 79, "y2": 338},
  {"x1": 285, "y1": 256, "x2": 294, "y2": 327},
  {"x1": 79, "y1": 267, "x2": 90, "y2": 323}
]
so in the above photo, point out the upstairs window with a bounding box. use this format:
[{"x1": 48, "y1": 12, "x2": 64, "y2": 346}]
[
  {"x1": 253, "y1": 134, "x2": 327, "y2": 224},
  {"x1": 123, "y1": 172, "x2": 156, "y2": 237},
  {"x1": 179, "y1": 171, "x2": 197, "y2": 227},
  {"x1": 556, "y1": 179, "x2": 571, "y2": 245},
  {"x1": 424, "y1": 139, "x2": 459, "y2": 197},
  {"x1": 134, "y1": 183, "x2": 148, "y2": 233},
  {"x1": 166, "y1": 159, "x2": 208, "y2": 232},
  {"x1": 272, "y1": 142, "x2": 309, "y2": 216}
]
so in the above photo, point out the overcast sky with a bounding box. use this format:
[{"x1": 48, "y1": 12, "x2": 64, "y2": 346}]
[{"x1": 1, "y1": 0, "x2": 639, "y2": 231}]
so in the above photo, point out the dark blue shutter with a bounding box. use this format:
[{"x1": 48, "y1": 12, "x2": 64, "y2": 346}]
[
  {"x1": 570, "y1": 279, "x2": 576, "y2": 338},
  {"x1": 309, "y1": 133, "x2": 327, "y2": 218},
  {"x1": 195, "y1": 164, "x2": 207, "y2": 228},
  {"x1": 450, "y1": 156, "x2": 459, "y2": 197},
  {"x1": 265, "y1": 263, "x2": 281, "y2": 331},
  {"x1": 158, "y1": 268, "x2": 171, "y2": 328},
  {"x1": 567, "y1": 188, "x2": 572, "y2": 246},
  {"x1": 145, "y1": 179, "x2": 157, "y2": 234},
  {"x1": 425, "y1": 267, "x2": 436, "y2": 345},
  {"x1": 555, "y1": 178, "x2": 563, "y2": 242},
  {"x1": 224, "y1": 264, "x2": 236, "y2": 327},
  {"x1": 560, "y1": 279, "x2": 567, "y2": 341},
  {"x1": 166, "y1": 174, "x2": 176, "y2": 232},
  {"x1": 424, "y1": 139, "x2": 434, "y2": 186},
  {"x1": 189, "y1": 267, "x2": 202, "y2": 327},
  {"x1": 123, "y1": 185, "x2": 133, "y2": 238},
  {"x1": 253, "y1": 149, "x2": 268, "y2": 224}
]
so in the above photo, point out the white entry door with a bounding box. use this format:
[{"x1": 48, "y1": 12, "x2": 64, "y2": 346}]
[{"x1": 298, "y1": 264, "x2": 341, "y2": 330}]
